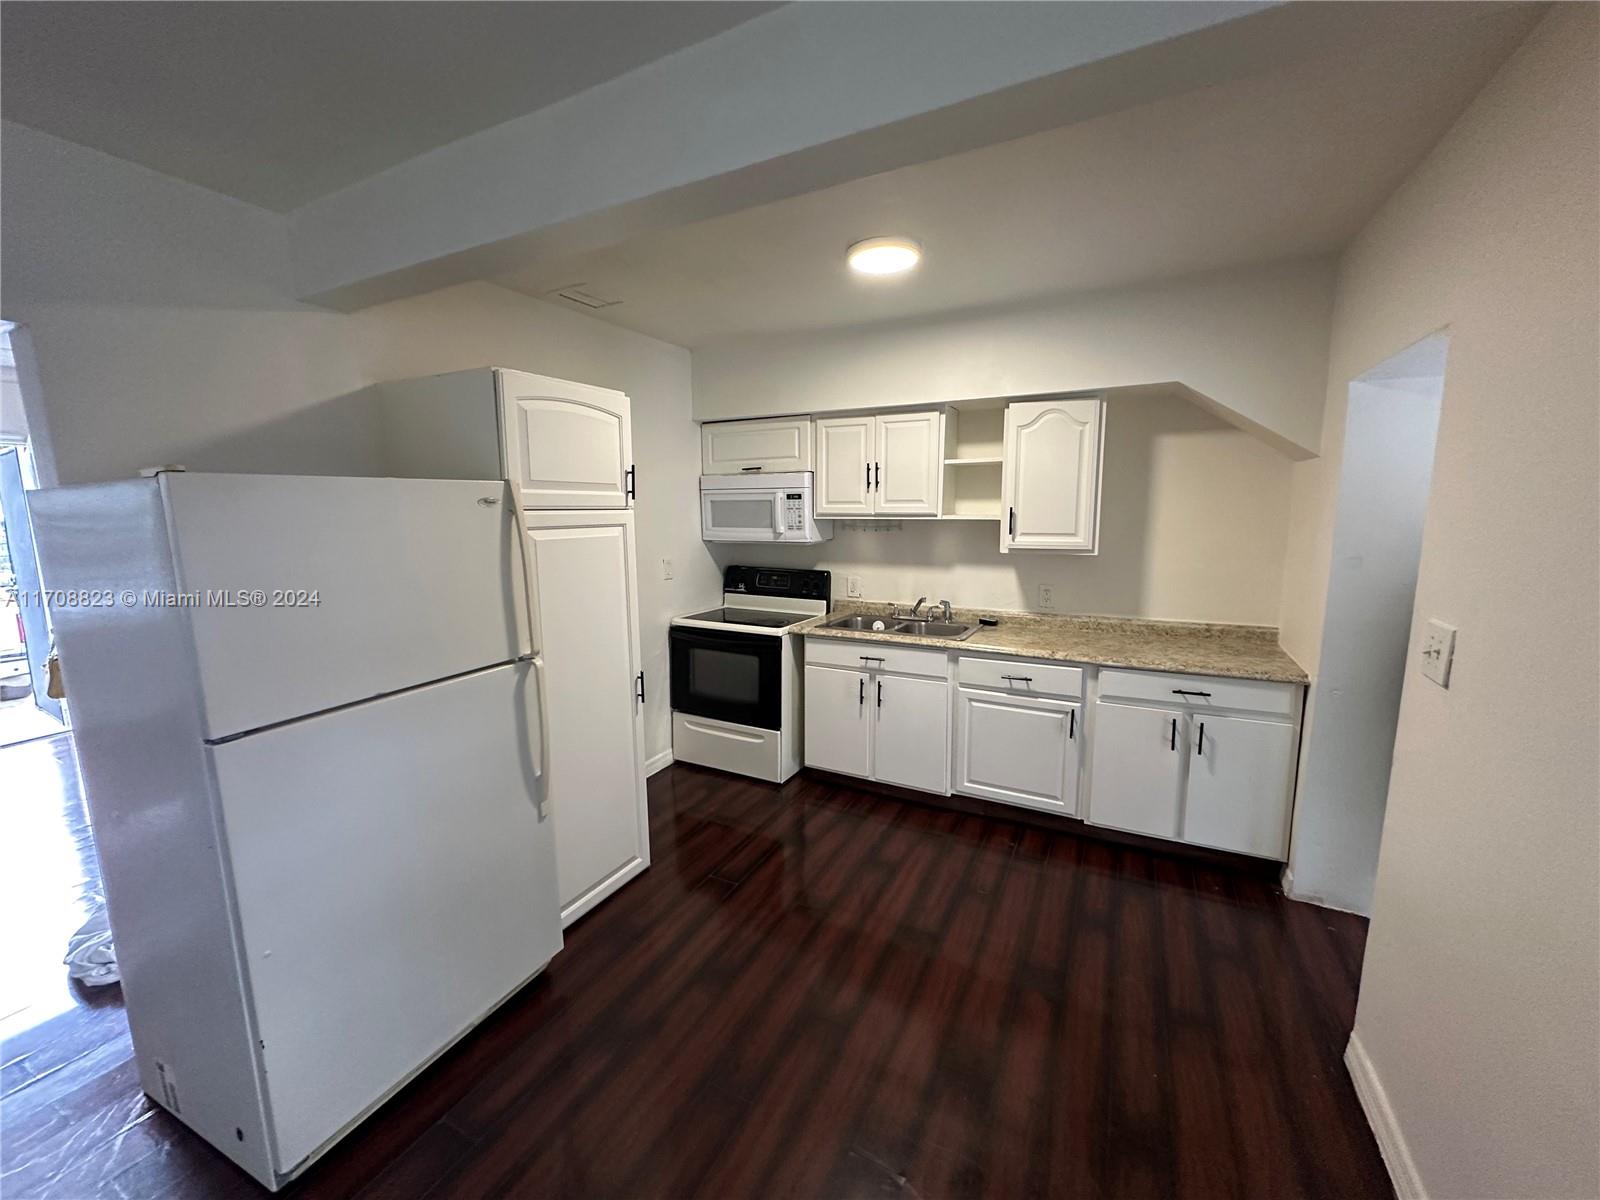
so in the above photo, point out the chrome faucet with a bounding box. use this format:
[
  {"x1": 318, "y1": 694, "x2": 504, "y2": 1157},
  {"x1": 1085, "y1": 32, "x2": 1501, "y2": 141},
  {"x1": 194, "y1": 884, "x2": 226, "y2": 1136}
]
[
  {"x1": 910, "y1": 597, "x2": 928, "y2": 617},
  {"x1": 937, "y1": 599, "x2": 953, "y2": 622}
]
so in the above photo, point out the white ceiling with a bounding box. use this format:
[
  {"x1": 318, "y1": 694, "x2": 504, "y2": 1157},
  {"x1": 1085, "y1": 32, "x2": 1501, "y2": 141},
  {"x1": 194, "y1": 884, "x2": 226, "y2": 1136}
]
[
  {"x1": 497, "y1": 5, "x2": 1538, "y2": 347},
  {"x1": 0, "y1": 1, "x2": 777, "y2": 211}
]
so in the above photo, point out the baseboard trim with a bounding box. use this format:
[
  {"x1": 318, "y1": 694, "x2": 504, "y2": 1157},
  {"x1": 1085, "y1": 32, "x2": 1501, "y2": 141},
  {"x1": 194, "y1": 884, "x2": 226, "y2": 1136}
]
[
  {"x1": 1346, "y1": 1031, "x2": 1425, "y2": 1200},
  {"x1": 645, "y1": 749, "x2": 674, "y2": 777}
]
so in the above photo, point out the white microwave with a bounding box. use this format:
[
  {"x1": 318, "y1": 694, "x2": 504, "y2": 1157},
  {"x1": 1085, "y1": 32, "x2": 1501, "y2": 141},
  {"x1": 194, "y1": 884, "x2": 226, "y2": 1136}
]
[{"x1": 700, "y1": 472, "x2": 834, "y2": 544}]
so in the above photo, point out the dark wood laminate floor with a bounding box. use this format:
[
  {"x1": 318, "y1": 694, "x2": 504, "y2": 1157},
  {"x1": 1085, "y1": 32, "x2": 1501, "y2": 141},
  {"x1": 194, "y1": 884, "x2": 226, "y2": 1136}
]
[{"x1": 2, "y1": 736, "x2": 1391, "y2": 1200}]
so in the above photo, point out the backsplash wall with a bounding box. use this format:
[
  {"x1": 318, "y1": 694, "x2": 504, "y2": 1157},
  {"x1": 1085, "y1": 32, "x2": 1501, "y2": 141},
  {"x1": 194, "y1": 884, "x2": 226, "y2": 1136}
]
[{"x1": 709, "y1": 391, "x2": 1293, "y2": 626}]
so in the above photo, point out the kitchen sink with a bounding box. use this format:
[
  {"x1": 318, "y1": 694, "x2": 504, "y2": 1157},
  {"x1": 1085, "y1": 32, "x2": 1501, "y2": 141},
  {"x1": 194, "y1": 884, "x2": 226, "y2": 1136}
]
[
  {"x1": 825, "y1": 614, "x2": 898, "y2": 631},
  {"x1": 893, "y1": 619, "x2": 980, "y2": 640},
  {"x1": 824, "y1": 614, "x2": 981, "y2": 640}
]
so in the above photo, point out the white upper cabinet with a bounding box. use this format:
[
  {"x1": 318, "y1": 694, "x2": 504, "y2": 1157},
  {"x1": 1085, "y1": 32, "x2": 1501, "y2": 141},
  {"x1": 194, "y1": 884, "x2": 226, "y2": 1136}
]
[
  {"x1": 814, "y1": 410, "x2": 943, "y2": 517},
  {"x1": 814, "y1": 416, "x2": 877, "y2": 516},
  {"x1": 498, "y1": 370, "x2": 633, "y2": 509},
  {"x1": 875, "y1": 410, "x2": 944, "y2": 516},
  {"x1": 701, "y1": 416, "x2": 814, "y2": 474},
  {"x1": 1001, "y1": 397, "x2": 1104, "y2": 553}
]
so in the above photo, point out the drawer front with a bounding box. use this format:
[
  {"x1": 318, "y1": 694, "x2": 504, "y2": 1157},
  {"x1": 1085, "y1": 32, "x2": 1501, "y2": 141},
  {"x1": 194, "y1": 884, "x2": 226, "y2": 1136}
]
[
  {"x1": 1097, "y1": 668, "x2": 1298, "y2": 718},
  {"x1": 957, "y1": 655, "x2": 1082, "y2": 699},
  {"x1": 804, "y1": 637, "x2": 948, "y2": 678}
]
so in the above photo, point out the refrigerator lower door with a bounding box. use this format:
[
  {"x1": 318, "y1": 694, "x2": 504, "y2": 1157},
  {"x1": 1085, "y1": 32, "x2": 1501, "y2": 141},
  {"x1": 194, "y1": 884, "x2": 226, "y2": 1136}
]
[{"x1": 209, "y1": 662, "x2": 559, "y2": 1178}]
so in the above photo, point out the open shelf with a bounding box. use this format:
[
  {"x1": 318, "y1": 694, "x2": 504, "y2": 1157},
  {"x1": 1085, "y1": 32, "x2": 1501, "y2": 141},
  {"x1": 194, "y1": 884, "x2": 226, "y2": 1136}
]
[
  {"x1": 943, "y1": 405, "x2": 1005, "y2": 462},
  {"x1": 942, "y1": 456, "x2": 1003, "y2": 466},
  {"x1": 940, "y1": 457, "x2": 1002, "y2": 520}
]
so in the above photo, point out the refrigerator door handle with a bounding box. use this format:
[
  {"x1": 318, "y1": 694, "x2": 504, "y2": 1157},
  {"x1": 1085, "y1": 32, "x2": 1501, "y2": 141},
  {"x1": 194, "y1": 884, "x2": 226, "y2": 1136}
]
[
  {"x1": 529, "y1": 653, "x2": 549, "y2": 790},
  {"x1": 507, "y1": 484, "x2": 540, "y2": 657}
]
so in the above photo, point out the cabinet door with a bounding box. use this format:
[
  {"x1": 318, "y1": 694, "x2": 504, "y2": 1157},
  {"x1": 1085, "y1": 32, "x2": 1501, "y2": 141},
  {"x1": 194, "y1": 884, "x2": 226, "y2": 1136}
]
[
  {"x1": 955, "y1": 688, "x2": 1080, "y2": 815},
  {"x1": 499, "y1": 370, "x2": 632, "y2": 509},
  {"x1": 701, "y1": 416, "x2": 813, "y2": 474},
  {"x1": 1001, "y1": 398, "x2": 1103, "y2": 552},
  {"x1": 804, "y1": 664, "x2": 871, "y2": 777},
  {"x1": 1087, "y1": 701, "x2": 1184, "y2": 839},
  {"x1": 874, "y1": 673, "x2": 951, "y2": 794},
  {"x1": 814, "y1": 416, "x2": 875, "y2": 516},
  {"x1": 1183, "y1": 714, "x2": 1296, "y2": 859},
  {"x1": 875, "y1": 410, "x2": 944, "y2": 516},
  {"x1": 524, "y1": 511, "x2": 649, "y2": 924}
]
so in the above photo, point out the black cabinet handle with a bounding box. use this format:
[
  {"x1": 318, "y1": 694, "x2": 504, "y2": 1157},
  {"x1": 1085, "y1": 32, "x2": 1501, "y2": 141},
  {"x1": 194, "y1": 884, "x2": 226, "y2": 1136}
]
[
  {"x1": 1171, "y1": 688, "x2": 1212, "y2": 698},
  {"x1": 865, "y1": 462, "x2": 872, "y2": 493},
  {"x1": 635, "y1": 671, "x2": 645, "y2": 704},
  {"x1": 858, "y1": 677, "x2": 865, "y2": 706},
  {"x1": 740, "y1": 465, "x2": 763, "y2": 472},
  {"x1": 1069, "y1": 709, "x2": 1076, "y2": 740},
  {"x1": 1170, "y1": 717, "x2": 1177, "y2": 751},
  {"x1": 1197, "y1": 720, "x2": 1205, "y2": 756},
  {"x1": 874, "y1": 461, "x2": 881, "y2": 490},
  {"x1": 625, "y1": 465, "x2": 636, "y2": 501},
  {"x1": 1008, "y1": 506, "x2": 1016, "y2": 537},
  {"x1": 1001, "y1": 674, "x2": 1033, "y2": 684},
  {"x1": 877, "y1": 679, "x2": 883, "y2": 708},
  {"x1": 859, "y1": 655, "x2": 884, "y2": 664}
]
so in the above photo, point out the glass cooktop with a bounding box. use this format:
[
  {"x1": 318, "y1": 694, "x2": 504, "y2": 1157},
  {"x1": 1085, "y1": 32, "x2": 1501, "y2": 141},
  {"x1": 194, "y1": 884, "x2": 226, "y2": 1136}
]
[{"x1": 681, "y1": 607, "x2": 807, "y2": 628}]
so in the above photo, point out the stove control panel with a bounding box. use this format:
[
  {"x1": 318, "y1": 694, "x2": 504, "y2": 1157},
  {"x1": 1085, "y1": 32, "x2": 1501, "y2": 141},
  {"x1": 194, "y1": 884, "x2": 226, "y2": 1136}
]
[{"x1": 723, "y1": 564, "x2": 831, "y2": 602}]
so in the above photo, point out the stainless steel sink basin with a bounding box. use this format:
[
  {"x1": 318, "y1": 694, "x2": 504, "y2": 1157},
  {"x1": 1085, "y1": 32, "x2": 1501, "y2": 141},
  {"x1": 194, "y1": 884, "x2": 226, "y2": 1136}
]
[
  {"x1": 823, "y1": 613, "x2": 982, "y2": 640},
  {"x1": 825, "y1": 614, "x2": 898, "y2": 631},
  {"x1": 893, "y1": 619, "x2": 979, "y2": 640}
]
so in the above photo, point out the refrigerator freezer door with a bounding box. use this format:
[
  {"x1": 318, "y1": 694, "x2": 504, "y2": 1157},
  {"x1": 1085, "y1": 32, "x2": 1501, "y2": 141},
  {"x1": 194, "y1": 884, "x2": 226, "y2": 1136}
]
[
  {"x1": 210, "y1": 662, "x2": 559, "y2": 1176},
  {"x1": 164, "y1": 474, "x2": 531, "y2": 740}
]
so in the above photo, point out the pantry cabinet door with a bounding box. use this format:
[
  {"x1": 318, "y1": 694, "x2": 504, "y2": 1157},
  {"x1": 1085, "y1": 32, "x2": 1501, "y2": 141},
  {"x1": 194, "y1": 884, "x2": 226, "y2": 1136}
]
[
  {"x1": 874, "y1": 410, "x2": 943, "y2": 517},
  {"x1": 814, "y1": 417, "x2": 875, "y2": 516},
  {"x1": 499, "y1": 370, "x2": 632, "y2": 509},
  {"x1": 803, "y1": 664, "x2": 871, "y2": 777},
  {"x1": 1086, "y1": 701, "x2": 1184, "y2": 839},
  {"x1": 954, "y1": 688, "x2": 1080, "y2": 815},
  {"x1": 1183, "y1": 713, "x2": 1296, "y2": 859},
  {"x1": 1001, "y1": 397, "x2": 1103, "y2": 552},
  {"x1": 873, "y1": 673, "x2": 951, "y2": 794}
]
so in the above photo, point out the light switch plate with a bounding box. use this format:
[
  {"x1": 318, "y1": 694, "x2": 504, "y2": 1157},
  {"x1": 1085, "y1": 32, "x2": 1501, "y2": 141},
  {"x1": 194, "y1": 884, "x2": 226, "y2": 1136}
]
[
  {"x1": 1420, "y1": 619, "x2": 1456, "y2": 687},
  {"x1": 660, "y1": 557, "x2": 674, "y2": 581},
  {"x1": 846, "y1": 575, "x2": 863, "y2": 598}
]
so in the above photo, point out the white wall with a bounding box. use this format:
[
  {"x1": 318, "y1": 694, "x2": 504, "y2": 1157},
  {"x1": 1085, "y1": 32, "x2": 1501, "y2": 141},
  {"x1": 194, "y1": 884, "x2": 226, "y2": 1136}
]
[
  {"x1": 0, "y1": 121, "x2": 722, "y2": 764},
  {"x1": 1287, "y1": 365, "x2": 1441, "y2": 915},
  {"x1": 713, "y1": 390, "x2": 1293, "y2": 626},
  {"x1": 692, "y1": 258, "x2": 1337, "y2": 457},
  {"x1": 1276, "y1": 8, "x2": 1598, "y2": 1197}
]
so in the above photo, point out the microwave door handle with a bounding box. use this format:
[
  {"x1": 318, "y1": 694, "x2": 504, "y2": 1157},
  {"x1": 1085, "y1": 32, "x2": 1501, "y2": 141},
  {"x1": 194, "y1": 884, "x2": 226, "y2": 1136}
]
[{"x1": 772, "y1": 495, "x2": 785, "y2": 538}]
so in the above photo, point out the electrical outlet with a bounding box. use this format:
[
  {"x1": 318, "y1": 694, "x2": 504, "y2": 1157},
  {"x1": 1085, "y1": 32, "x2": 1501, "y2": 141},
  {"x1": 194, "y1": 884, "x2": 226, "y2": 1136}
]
[
  {"x1": 1037, "y1": 584, "x2": 1056, "y2": 611},
  {"x1": 846, "y1": 575, "x2": 863, "y2": 599},
  {"x1": 660, "y1": 557, "x2": 674, "y2": 581},
  {"x1": 1420, "y1": 618, "x2": 1456, "y2": 687}
]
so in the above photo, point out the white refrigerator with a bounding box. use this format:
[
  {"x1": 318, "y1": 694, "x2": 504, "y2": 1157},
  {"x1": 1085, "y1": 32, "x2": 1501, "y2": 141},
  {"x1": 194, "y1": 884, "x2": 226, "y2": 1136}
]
[{"x1": 30, "y1": 471, "x2": 563, "y2": 1191}]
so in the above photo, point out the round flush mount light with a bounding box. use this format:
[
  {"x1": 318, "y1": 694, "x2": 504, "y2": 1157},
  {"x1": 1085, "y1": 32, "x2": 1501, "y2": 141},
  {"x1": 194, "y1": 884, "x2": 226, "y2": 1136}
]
[{"x1": 847, "y1": 235, "x2": 922, "y2": 276}]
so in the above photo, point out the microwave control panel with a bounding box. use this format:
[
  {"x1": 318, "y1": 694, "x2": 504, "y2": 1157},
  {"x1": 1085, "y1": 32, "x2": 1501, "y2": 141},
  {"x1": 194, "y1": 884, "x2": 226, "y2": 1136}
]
[{"x1": 784, "y1": 493, "x2": 805, "y2": 528}]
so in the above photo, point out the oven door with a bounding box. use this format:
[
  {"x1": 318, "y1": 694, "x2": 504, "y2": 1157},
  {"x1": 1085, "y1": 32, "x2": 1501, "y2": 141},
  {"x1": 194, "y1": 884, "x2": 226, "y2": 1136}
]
[
  {"x1": 670, "y1": 627, "x2": 783, "y2": 730},
  {"x1": 700, "y1": 488, "x2": 780, "y2": 543}
]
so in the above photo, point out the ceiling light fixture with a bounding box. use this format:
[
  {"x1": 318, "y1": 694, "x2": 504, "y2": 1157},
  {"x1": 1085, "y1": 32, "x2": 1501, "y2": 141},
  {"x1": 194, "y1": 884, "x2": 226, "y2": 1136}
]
[{"x1": 847, "y1": 235, "x2": 922, "y2": 276}]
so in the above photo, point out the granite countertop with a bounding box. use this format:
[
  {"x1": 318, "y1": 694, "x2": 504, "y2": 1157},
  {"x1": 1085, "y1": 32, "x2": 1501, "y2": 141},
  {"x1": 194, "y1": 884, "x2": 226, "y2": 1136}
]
[{"x1": 799, "y1": 603, "x2": 1308, "y2": 684}]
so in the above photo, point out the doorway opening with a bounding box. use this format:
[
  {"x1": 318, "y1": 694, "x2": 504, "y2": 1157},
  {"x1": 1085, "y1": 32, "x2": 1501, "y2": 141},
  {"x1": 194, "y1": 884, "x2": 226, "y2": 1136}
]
[
  {"x1": 1287, "y1": 333, "x2": 1448, "y2": 914},
  {"x1": 0, "y1": 320, "x2": 68, "y2": 747}
]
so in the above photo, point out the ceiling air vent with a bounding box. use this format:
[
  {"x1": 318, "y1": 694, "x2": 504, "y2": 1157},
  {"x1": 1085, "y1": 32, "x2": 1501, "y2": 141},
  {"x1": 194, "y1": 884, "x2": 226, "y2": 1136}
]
[{"x1": 545, "y1": 283, "x2": 622, "y2": 310}]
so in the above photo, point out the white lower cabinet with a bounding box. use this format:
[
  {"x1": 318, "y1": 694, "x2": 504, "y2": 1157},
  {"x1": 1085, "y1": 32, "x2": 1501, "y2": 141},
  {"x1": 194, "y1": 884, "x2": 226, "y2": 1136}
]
[
  {"x1": 803, "y1": 663, "x2": 871, "y2": 777},
  {"x1": 1183, "y1": 713, "x2": 1297, "y2": 858},
  {"x1": 803, "y1": 646, "x2": 949, "y2": 792},
  {"x1": 1089, "y1": 682, "x2": 1298, "y2": 859},
  {"x1": 875, "y1": 674, "x2": 952, "y2": 793},
  {"x1": 954, "y1": 687, "x2": 1081, "y2": 815},
  {"x1": 1086, "y1": 701, "x2": 1185, "y2": 839}
]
